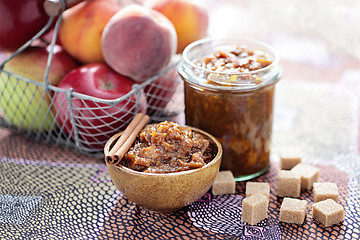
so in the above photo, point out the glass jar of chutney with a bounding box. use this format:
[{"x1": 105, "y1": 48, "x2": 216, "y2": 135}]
[{"x1": 178, "y1": 38, "x2": 282, "y2": 181}]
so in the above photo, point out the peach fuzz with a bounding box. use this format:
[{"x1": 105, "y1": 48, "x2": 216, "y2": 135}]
[
  {"x1": 59, "y1": 0, "x2": 121, "y2": 63},
  {"x1": 145, "y1": 0, "x2": 209, "y2": 53},
  {"x1": 102, "y1": 4, "x2": 177, "y2": 82}
]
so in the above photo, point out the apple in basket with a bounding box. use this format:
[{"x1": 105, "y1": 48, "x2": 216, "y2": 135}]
[
  {"x1": 144, "y1": 63, "x2": 179, "y2": 115},
  {"x1": 53, "y1": 63, "x2": 146, "y2": 150},
  {"x1": 0, "y1": 0, "x2": 50, "y2": 51},
  {"x1": 0, "y1": 45, "x2": 78, "y2": 131}
]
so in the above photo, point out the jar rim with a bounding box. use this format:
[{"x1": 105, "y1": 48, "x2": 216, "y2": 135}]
[
  {"x1": 182, "y1": 38, "x2": 280, "y2": 76},
  {"x1": 179, "y1": 38, "x2": 282, "y2": 92}
]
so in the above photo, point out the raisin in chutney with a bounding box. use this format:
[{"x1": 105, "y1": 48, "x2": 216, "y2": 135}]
[{"x1": 178, "y1": 38, "x2": 282, "y2": 181}]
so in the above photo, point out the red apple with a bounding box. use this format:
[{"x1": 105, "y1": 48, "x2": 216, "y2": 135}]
[
  {"x1": 0, "y1": 0, "x2": 50, "y2": 51},
  {"x1": 144, "y1": 63, "x2": 179, "y2": 115},
  {"x1": 53, "y1": 63, "x2": 146, "y2": 150},
  {"x1": 0, "y1": 45, "x2": 78, "y2": 131}
]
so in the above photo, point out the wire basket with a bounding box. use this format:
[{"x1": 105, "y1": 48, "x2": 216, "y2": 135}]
[{"x1": 0, "y1": 1, "x2": 184, "y2": 156}]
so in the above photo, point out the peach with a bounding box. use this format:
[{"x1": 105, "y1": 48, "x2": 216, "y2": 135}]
[
  {"x1": 145, "y1": 0, "x2": 209, "y2": 53},
  {"x1": 101, "y1": 4, "x2": 177, "y2": 82},
  {"x1": 59, "y1": 0, "x2": 121, "y2": 63}
]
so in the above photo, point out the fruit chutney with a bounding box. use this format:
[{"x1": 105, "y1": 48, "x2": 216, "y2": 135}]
[
  {"x1": 121, "y1": 121, "x2": 217, "y2": 173},
  {"x1": 178, "y1": 38, "x2": 282, "y2": 181}
]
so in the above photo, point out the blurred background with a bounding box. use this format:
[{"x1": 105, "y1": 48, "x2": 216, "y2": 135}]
[
  {"x1": 208, "y1": 0, "x2": 360, "y2": 60},
  {"x1": 203, "y1": 0, "x2": 360, "y2": 176}
]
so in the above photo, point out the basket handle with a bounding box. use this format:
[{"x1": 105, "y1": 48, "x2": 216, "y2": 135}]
[{"x1": 44, "y1": 0, "x2": 85, "y2": 17}]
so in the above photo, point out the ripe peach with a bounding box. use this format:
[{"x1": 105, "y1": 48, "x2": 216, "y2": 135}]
[
  {"x1": 59, "y1": 0, "x2": 121, "y2": 63},
  {"x1": 102, "y1": 4, "x2": 177, "y2": 82},
  {"x1": 145, "y1": 0, "x2": 209, "y2": 53}
]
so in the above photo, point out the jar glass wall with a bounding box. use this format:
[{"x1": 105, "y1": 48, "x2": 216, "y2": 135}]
[{"x1": 178, "y1": 38, "x2": 282, "y2": 181}]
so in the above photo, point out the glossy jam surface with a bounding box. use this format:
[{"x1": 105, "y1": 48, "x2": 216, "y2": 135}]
[
  {"x1": 121, "y1": 121, "x2": 217, "y2": 173},
  {"x1": 195, "y1": 46, "x2": 272, "y2": 73}
]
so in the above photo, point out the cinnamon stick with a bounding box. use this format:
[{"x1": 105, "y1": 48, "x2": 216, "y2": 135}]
[
  {"x1": 107, "y1": 113, "x2": 143, "y2": 158},
  {"x1": 105, "y1": 113, "x2": 149, "y2": 165}
]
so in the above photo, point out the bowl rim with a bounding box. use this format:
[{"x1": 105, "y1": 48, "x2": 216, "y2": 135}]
[{"x1": 104, "y1": 123, "x2": 223, "y2": 177}]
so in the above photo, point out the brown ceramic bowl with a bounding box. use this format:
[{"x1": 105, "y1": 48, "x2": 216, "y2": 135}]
[{"x1": 104, "y1": 125, "x2": 222, "y2": 212}]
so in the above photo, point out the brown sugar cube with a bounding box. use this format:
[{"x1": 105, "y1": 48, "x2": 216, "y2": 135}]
[
  {"x1": 280, "y1": 156, "x2": 302, "y2": 170},
  {"x1": 279, "y1": 197, "x2": 308, "y2": 224},
  {"x1": 291, "y1": 163, "x2": 319, "y2": 190},
  {"x1": 212, "y1": 170, "x2": 236, "y2": 195},
  {"x1": 241, "y1": 193, "x2": 269, "y2": 225},
  {"x1": 245, "y1": 182, "x2": 270, "y2": 200},
  {"x1": 312, "y1": 199, "x2": 345, "y2": 227},
  {"x1": 313, "y1": 182, "x2": 339, "y2": 203},
  {"x1": 277, "y1": 170, "x2": 301, "y2": 198}
]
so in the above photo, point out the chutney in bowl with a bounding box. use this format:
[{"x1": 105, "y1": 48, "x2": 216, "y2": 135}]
[{"x1": 104, "y1": 121, "x2": 222, "y2": 212}]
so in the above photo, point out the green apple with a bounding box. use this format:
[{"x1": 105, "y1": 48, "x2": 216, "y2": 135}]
[{"x1": 0, "y1": 45, "x2": 77, "y2": 131}]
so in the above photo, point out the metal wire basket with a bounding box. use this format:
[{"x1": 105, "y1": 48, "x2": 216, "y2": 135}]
[{"x1": 0, "y1": 1, "x2": 184, "y2": 156}]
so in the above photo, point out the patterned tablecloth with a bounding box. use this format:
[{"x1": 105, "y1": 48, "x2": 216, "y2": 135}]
[{"x1": 1, "y1": 0, "x2": 360, "y2": 239}]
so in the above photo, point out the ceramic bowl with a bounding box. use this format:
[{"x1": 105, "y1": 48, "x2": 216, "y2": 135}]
[{"x1": 104, "y1": 125, "x2": 222, "y2": 212}]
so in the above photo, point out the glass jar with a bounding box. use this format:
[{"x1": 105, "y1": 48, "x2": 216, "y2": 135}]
[{"x1": 178, "y1": 38, "x2": 282, "y2": 181}]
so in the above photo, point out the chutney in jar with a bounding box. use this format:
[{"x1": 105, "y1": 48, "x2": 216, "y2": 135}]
[
  {"x1": 121, "y1": 121, "x2": 217, "y2": 173},
  {"x1": 178, "y1": 39, "x2": 282, "y2": 180}
]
